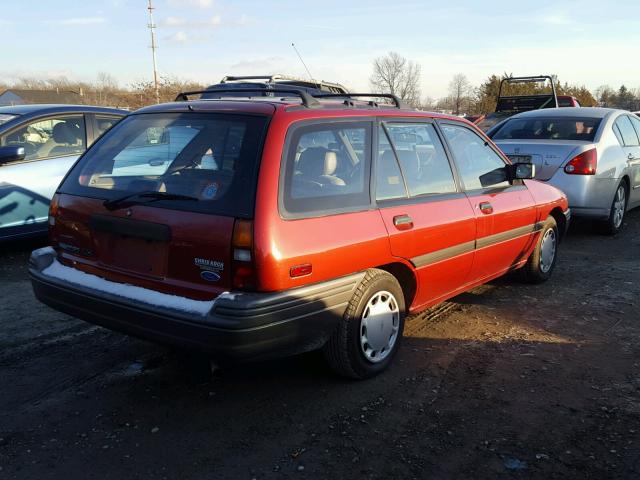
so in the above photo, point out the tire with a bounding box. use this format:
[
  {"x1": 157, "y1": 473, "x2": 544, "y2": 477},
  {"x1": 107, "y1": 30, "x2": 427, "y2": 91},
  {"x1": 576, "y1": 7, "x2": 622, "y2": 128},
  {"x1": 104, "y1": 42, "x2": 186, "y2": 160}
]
[
  {"x1": 323, "y1": 269, "x2": 406, "y2": 379},
  {"x1": 520, "y1": 216, "x2": 559, "y2": 284},
  {"x1": 597, "y1": 181, "x2": 628, "y2": 235}
]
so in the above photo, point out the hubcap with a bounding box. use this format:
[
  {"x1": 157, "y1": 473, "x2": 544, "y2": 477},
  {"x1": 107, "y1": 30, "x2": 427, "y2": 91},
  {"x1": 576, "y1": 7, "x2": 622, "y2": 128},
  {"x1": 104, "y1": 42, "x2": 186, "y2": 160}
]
[
  {"x1": 539, "y1": 227, "x2": 557, "y2": 273},
  {"x1": 612, "y1": 185, "x2": 626, "y2": 229},
  {"x1": 359, "y1": 291, "x2": 400, "y2": 363}
]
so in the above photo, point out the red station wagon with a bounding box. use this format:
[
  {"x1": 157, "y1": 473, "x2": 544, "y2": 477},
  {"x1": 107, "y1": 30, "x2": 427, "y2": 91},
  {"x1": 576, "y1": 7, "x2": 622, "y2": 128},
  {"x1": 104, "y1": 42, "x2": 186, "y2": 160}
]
[{"x1": 29, "y1": 89, "x2": 570, "y2": 378}]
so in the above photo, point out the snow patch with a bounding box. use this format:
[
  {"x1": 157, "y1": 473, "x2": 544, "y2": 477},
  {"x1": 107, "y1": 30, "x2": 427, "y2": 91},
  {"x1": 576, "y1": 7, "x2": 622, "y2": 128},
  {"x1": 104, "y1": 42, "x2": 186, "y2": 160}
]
[{"x1": 42, "y1": 259, "x2": 219, "y2": 316}]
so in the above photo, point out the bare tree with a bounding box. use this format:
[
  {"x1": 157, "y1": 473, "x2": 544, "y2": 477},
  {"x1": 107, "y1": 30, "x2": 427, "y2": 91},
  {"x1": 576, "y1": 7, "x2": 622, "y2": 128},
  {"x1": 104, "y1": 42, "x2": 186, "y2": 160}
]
[
  {"x1": 448, "y1": 73, "x2": 472, "y2": 115},
  {"x1": 370, "y1": 51, "x2": 421, "y2": 107}
]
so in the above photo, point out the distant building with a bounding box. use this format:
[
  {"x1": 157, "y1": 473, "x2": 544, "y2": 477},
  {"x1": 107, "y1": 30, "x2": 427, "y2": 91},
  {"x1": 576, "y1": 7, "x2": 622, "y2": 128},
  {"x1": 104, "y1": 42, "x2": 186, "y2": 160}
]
[{"x1": 0, "y1": 89, "x2": 85, "y2": 106}]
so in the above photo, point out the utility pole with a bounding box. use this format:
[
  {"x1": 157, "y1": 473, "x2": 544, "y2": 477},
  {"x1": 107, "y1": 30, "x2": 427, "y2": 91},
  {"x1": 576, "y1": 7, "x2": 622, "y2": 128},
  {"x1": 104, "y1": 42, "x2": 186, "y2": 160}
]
[{"x1": 147, "y1": 0, "x2": 160, "y2": 104}]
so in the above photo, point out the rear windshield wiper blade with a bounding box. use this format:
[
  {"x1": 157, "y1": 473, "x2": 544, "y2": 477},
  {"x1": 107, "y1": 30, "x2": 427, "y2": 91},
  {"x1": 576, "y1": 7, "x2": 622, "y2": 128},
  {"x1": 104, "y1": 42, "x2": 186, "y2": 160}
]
[{"x1": 103, "y1": 191, "x2": 199, "y2": 211}]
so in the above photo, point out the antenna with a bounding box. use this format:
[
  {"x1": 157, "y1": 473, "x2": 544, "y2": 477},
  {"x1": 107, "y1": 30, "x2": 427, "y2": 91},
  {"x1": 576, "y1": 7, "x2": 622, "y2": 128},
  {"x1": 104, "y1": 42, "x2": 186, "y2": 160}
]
[
  {"x1": 147, "y1": 0, "x2": 160, "y2": 104},
  {"x1": 291, "y1": 43, "x2": 320, "y2": 89}
]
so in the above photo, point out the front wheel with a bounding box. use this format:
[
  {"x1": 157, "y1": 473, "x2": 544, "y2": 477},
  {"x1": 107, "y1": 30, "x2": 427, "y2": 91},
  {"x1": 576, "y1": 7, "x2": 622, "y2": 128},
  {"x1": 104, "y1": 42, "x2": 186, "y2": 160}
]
[
  {"x1": 520, "y1": 216, "x2": 559, "y2": 284},
  {"x1": 597, "y1": 181, "x2": 627, "y2": 235},
  {"x1": 323, "y1": 269, "x2": 405, "y2": 379}
]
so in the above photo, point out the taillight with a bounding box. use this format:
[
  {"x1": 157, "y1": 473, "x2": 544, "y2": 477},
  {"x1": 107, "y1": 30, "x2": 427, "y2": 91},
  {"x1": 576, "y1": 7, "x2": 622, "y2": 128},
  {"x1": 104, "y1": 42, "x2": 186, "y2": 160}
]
[
  {"x1": 231, "y1": 219, "x2": 255, "y2": 290},
  {"x1": 48, "y1": 193, "x2": 60, "y2": 244},
  {"x1": 564, "y1": 148, "x2": 597, "y2": 175}
]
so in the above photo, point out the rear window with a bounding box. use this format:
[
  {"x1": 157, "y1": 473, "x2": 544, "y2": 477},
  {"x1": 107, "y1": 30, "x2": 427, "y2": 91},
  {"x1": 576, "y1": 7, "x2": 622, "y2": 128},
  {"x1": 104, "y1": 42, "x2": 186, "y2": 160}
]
[
  {"x1": 492, "y1": 117, "x2": 601, "y2": 141},
  {"x1": 60, "y1": 112, "x2": 268, "y2": 218}
]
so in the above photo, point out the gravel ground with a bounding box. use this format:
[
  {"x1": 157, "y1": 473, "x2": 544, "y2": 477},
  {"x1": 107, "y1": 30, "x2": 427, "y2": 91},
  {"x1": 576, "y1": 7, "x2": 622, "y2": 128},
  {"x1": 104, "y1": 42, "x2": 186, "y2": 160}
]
[{"x1": 0, "y1": 211, "x2": 639, "y2": 479}]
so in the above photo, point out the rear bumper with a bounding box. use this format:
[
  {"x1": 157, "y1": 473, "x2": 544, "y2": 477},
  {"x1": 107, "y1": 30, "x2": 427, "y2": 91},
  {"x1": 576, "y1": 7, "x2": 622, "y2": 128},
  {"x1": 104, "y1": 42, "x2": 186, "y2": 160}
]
[
  {"x1": 546, "y1": 173, "x2": 616, "y2": 220},
  {"x1": 29, "y1": 249, "x2": 363, "y2": 361}
]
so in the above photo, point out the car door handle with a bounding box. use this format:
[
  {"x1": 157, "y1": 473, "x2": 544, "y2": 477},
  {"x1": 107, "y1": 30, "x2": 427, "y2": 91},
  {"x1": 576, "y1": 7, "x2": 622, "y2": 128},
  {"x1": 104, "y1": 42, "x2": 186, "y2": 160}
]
[
  {"x1": 393, "y1": 214, "x2": 413, "y2": 230},
  {"x1": 479, "y1": 202, "x2": 494, "y2": 214}
]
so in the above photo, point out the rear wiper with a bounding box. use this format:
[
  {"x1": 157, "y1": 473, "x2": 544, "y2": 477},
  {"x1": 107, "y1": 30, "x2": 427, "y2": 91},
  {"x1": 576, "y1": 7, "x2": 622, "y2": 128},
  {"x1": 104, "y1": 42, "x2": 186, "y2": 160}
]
[{"x1": 103, "y1": 191, "x2": 199, "y2": 211}]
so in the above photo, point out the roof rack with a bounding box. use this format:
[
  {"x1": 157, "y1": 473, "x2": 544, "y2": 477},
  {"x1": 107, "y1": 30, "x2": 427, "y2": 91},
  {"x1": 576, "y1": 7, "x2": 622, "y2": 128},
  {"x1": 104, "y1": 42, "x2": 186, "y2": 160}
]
[
  {"x1": 219, "y1": 74, "x2": 348, "y2": 93},
  {"x1": 174, "y1": 88, "x2": 321, "y2": 108},
  {"x1": 315, "y1": 93, "x2": 410, "y2": 110}
]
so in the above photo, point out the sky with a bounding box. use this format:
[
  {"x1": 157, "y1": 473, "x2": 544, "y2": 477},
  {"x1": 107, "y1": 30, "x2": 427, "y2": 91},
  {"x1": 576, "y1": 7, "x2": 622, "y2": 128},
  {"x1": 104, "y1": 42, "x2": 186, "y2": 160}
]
[{"x1": 1, "y1": 0, "x2": 639, "y2": 98}]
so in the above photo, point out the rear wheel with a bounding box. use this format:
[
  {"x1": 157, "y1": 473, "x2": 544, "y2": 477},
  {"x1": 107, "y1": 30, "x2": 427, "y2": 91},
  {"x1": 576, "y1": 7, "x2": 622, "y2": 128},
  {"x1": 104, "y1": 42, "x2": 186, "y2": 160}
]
[
  {"x1": 323, "y1": 269, "x2": 405, "y2": 379},
  {"x1": 597, "y1": 181, "x2": 628, "y2": 235},
  {"x1": 520, "y1": 216, "x2": 558, "y2": 284}
]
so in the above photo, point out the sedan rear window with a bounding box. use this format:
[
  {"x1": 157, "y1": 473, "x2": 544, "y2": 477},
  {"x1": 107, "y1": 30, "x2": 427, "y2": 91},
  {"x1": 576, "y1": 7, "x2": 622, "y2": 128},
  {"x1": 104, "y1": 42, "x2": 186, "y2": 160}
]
[
  {"x1": 492, "y1": 117, "x2": 601, "y2": 141},
  {"x1": 60, "y1": 113, "x2": 268, "y2": 218}
]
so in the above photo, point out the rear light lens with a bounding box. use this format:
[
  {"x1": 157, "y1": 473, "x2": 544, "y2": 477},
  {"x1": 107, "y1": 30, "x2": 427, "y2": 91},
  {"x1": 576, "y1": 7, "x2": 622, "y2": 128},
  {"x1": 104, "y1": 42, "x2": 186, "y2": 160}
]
[
  {"x1": 231, "y1": 219, "x2": 255, "y2": 290},
  {"x1": 48, "y1": 193, "x2": 60, "y2": 226},
  {"x1": 564, "y1": 148, "x2": 597, "y2": 175},
  {"x1": 48, "y1": 193, "x2": 60, "y2": 245}
]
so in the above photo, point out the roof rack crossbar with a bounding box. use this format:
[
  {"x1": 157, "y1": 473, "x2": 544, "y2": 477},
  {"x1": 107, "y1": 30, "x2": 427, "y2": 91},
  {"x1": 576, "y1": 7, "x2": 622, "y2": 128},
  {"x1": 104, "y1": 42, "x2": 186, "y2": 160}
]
[
  {"x1": 174, "y1": 88, "x2": 321, "y2": 108},
  {"x1": 314, "y1": 93, "x2": 410, "y2": 109}
]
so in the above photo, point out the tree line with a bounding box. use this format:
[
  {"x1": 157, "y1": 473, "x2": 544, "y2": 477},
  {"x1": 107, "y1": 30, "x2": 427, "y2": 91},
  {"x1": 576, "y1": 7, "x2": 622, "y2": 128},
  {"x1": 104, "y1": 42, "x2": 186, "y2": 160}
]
[
  {"x1": 0, "y1": 73, "x2": 207, "y2": 110},
  {"x1": 2, "y1": 56, "x2": 639, "y2": 114},
  {"x1": 370, "y1": 51, "x2": 639, "y2": 114}
]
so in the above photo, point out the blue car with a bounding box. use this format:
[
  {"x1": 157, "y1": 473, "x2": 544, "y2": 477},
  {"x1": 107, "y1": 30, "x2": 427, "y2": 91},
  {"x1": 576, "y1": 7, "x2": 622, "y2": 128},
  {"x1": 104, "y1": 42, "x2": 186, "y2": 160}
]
[{"x1": 0, "y1": 104, "x2": 127, "y2": 240}]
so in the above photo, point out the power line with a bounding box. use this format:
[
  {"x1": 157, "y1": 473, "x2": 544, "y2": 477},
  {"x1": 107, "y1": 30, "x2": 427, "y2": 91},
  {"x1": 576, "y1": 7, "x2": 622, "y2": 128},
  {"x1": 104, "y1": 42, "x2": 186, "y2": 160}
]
[{"x1": 147, "y1": 0, "x2": 160, "y2": 104}]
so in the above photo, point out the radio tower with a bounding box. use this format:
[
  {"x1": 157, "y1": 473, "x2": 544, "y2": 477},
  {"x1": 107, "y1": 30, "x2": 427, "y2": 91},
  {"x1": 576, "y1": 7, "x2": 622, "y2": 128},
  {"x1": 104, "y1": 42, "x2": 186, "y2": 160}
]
[{"x1": 147, "y1": 0, "x2": 160, "y2": 104}]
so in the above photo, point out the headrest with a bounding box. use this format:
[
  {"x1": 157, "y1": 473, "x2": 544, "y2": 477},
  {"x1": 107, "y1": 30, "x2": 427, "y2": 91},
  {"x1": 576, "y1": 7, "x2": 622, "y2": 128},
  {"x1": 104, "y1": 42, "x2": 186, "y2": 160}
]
[
  {"x1": 298, "y1": 147, "x2": 338, "y2": 177},
  {"x1": 52, "y1": 122, "x2": 80, "y2": 144}
]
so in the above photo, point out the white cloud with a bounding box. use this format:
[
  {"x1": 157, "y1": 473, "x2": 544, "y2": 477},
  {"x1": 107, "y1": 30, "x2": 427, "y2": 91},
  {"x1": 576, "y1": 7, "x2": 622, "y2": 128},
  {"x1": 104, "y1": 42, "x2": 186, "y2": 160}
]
[
  {"x1": 160, "y1": 15, "x2": 221, "y2": 28},
  {"x1": 167, "y1": 0, "x2": 214, "y2": 8},
  {"x1": 56, "y1": 16, "x2": 108, "y2": 26},
  {"x1": 166, "y1": 31, "x2": 189, "y2": 43}
]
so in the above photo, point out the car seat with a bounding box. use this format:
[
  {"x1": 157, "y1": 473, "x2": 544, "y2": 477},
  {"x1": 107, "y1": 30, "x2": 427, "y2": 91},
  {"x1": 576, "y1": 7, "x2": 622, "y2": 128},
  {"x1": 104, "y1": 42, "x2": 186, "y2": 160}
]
[{"x1": 297, "y1": 147, "x2": 346, "y2": 186}]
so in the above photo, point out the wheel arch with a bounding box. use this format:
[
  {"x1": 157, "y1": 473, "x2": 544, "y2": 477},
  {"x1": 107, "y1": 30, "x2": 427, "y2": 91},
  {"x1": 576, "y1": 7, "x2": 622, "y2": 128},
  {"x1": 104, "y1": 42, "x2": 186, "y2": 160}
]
[
  {"x1": 548, "y1": 207, "x2": 567, "y2": 242},
  {"x1": 376, "y1": 262, "x2": 417, "y2": 311}
]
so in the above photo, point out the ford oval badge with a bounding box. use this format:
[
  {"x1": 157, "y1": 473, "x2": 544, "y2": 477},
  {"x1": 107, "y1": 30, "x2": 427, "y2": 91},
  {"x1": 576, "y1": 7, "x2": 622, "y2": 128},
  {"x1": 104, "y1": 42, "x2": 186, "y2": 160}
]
[{"x1": 200, "y1": 270, "x2": 221, "y2": 282}]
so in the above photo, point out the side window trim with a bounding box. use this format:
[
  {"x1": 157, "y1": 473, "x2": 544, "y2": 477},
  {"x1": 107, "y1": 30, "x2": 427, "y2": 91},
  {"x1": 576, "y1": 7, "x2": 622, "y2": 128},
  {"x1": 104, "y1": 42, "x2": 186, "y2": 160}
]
[
  {"x1": 375, "y1": 118, "x2": 464, "y2": 203},
  {"x1": 615, "y1": 115, "x2": 640, "y2": 147},
  {"x1": 0, "y1": 113, "x2": 88, "y2": 165},
  {"x1": 436, "y1": 120, "x2": 512, "y2": 194},
  {"x1": 278, "y1": 117, "x2": 375, "y2": 220}
]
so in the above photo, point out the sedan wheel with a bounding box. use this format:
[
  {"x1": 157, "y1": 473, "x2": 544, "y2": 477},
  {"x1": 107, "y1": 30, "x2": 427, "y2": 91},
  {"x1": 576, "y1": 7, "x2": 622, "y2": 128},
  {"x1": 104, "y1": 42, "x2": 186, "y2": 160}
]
[{"x1": 598, "y1": 181, "x2": 628, "y2": 235}]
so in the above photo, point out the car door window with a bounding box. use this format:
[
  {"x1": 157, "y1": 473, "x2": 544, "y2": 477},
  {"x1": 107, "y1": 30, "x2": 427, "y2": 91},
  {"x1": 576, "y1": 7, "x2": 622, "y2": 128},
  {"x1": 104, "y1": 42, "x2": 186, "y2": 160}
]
[
  {"x1": 95, "y1": 115, "x2": 121, "y2": 138},
  {"x1": 627, "y1": 115, "x2": 640, "y2": 144},
  {"x1": 383, "y1": 123, "x2": 456, "y2": 197},
  {"x1": 0, "y1": 115, "x2": 86, "y2": 162},
  {"x1": 376, "y1": 126, "x2": 407, "y2": 200},
  {"x1": 441, "y1": 123, "x2": 509, "y2": 190},
  {"x1": 614, "y1": 116, "x2": 639, "y2": 146}
]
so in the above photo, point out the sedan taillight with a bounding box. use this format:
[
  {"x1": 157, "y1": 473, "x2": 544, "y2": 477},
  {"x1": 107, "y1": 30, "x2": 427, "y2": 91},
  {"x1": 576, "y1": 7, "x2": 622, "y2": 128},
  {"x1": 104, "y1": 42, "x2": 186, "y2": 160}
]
[{"x1": 564, "y1": 148, "x2": 597, "y2": 175}]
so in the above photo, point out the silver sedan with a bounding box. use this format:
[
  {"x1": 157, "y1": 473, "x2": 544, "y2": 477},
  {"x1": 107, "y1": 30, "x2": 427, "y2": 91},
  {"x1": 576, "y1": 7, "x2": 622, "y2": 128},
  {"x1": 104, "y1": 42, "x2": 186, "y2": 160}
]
[{"x1": 489, "y1": 107, "x2": 640, "y2": 234}]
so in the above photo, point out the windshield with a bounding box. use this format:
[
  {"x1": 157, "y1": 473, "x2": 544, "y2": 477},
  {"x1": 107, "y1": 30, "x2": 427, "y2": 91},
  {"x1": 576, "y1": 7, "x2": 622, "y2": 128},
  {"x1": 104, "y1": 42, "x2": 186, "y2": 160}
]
[
  {"x1": 0, "y1": 114, "x2": 18, "y2": 126},
  {"x1": 491, "y1": 117, "x2": 602, "y2": 141},
  {"x1": 60, "y1": 112, "x2": 268, "y2": 218}
]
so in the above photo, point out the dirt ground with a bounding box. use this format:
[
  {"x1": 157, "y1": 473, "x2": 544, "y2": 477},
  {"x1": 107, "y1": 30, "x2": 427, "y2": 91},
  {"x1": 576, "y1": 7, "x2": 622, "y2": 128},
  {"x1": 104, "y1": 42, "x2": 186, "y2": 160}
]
[{"x1": 0, "y1": 211, "x2": 639, "y2": 480}]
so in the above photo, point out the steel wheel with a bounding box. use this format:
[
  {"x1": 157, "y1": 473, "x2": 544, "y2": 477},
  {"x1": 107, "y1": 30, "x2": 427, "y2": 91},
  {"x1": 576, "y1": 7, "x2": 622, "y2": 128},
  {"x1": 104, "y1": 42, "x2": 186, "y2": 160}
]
[
  {"x1": 539, "y1": 227, "x2": 557, "y2": 273},
  {"x1": 359, "y1": 290, "x2": 400, "y2": 363},
  {"x1": 612, "y1": 184, "x2": 626, "y2": 229}
]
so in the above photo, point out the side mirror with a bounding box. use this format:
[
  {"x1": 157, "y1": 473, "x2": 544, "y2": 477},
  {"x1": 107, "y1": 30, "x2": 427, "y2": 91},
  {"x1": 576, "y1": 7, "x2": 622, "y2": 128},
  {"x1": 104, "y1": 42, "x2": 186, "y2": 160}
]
[
  {"x1": 507, "y1": 162, "x2": 535, "y2": 180},
  {"x1": 0, "y1": 146, "x2": 26, "y2": 165}
]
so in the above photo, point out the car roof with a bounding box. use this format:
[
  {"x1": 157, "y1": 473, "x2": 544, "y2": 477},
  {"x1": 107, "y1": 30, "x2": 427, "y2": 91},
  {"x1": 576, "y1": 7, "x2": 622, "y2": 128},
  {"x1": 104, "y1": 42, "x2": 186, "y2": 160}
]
[
  {"x1": 0, "y1": 104, "x2": 128, "y2": 116},
  {"x1": 508, "y1": 107, "x2": 619, "y2": 120}
]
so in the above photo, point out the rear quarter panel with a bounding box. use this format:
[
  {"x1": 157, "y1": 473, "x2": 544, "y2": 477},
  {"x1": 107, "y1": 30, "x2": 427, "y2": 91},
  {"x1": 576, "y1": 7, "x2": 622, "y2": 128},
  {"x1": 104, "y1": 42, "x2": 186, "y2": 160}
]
[{"x1": 252, "y1": 108, "x2": 401, "y2": 292}]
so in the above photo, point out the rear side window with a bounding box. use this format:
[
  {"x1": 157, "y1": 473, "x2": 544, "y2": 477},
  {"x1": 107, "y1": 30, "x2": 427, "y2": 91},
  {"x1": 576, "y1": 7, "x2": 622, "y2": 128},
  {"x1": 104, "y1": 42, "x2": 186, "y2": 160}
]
[
  {"x1": 281, "y1": 121, "x2": 371, "y2": 216},
  {"x1": 615, "y1": 116, "x2": 640, "y2": 146},
  {"x1": 380, "y1": 123, "x2": 456, "y2": 198},
  {"x1": 94, "y1": 115, "x2": 121, "y2": 138},
  {"x1": 60, "y1": 113, "x2": 268, "y2": 218},
  {"x1": 492, "y1": 117, "x2": 601, "y2": 141},
  {"x1": 441, "y1": 123, "x2": 509, "y2": 191},
  {"x1": 0, "y1": 115, "x2": 86, "y2": 161}
]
